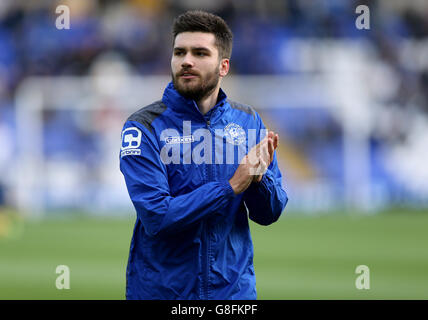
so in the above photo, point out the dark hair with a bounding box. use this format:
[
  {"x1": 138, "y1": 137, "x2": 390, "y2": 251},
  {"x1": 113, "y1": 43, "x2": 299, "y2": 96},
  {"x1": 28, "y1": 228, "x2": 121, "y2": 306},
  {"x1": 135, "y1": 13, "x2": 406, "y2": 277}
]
[{"x1": 172, "y1": 10, "x2": 233, "y2": 59}]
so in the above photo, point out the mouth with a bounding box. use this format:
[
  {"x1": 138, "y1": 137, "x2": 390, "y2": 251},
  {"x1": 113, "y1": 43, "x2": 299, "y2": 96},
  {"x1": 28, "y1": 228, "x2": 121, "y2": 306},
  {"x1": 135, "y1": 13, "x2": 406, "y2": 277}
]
[{"x1": 179, "y1": 71, "x2": 199, "y2": 79}]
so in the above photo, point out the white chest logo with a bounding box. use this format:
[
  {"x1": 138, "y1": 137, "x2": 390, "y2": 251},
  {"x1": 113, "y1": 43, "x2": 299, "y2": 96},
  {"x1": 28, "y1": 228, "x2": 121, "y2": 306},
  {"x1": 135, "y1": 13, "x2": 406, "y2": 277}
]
[{"x1": 224, "y1": 123, "x2": 246, "y2": 145}]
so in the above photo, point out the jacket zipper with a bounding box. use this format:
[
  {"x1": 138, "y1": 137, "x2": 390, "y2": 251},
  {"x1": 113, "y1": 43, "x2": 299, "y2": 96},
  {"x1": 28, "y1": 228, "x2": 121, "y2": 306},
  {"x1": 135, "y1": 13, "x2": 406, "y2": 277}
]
[
  {"x1": 195, "y1": 100, "x2": 217, "y2": 300},
  {"x1": 202, "y1": 116, "x2": 213, "y2": 299}
]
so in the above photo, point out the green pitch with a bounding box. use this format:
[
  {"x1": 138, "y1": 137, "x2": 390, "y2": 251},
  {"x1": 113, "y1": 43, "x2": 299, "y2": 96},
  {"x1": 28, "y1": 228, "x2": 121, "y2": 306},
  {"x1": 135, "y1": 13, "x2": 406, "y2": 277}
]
[{"x1": 0, "y1": 210, "x2": 427, "y2": 299}]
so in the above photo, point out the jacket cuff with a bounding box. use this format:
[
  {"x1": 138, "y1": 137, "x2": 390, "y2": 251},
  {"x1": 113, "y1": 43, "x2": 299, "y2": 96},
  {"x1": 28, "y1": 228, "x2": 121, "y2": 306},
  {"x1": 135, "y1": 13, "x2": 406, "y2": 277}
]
[
  {"x1": 223, "y1": 180, "x2": 237, "y2": 198},
  {"x1": 257, "y1": 169, "x2": 274, "y2": 187},
  {"x1": 248, "y1": 169, "x2": 275, "y2": 197}
]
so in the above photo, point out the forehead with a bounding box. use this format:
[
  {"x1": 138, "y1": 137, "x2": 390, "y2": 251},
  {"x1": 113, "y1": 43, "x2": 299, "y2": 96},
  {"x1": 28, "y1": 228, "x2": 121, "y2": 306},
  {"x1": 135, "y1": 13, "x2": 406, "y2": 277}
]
[{"x1": 173, "y1": 32, "x2": 217, "y2": 50}]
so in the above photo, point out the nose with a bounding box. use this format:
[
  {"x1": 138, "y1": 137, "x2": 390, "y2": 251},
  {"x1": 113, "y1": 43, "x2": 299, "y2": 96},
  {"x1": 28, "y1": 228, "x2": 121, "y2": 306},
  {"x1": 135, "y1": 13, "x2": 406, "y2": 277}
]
[{"x1": 181, "y1": 52, "x2": 194, "y2": 68}]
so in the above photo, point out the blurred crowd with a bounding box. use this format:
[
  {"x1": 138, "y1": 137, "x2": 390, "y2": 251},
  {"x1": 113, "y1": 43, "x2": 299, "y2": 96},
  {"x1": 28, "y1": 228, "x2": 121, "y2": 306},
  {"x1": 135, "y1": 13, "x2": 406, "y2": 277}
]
[
  {"x1": 1, "y1": 0, "x2": 428, "y2": 209},
  {"x1": 0, "y1": 0, "x2": 427, "y2": 127},
  {"x1": 0, "y1": 0, "x2": 427, "y2": 89}
]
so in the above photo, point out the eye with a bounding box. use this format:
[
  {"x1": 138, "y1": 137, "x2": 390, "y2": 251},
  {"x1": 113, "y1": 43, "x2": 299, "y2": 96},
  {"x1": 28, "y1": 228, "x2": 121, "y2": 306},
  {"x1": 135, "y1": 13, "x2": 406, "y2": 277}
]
[
  {"x1": 194, "y1": 50, "x2": 210, "y2": 57},
  {"x1": 174, "y1": 50, "x2": 185, "y2": 56}
]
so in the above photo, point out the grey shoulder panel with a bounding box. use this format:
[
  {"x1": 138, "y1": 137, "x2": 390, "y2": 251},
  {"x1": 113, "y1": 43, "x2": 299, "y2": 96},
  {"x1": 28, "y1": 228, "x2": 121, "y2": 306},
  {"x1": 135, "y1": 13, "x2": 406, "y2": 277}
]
[
  {"x1": 127, "y1": 100, "x2": 167, "y2": 133},
  {"x1": 227, "y1": 99, "x2": 256, "y2": 119}
]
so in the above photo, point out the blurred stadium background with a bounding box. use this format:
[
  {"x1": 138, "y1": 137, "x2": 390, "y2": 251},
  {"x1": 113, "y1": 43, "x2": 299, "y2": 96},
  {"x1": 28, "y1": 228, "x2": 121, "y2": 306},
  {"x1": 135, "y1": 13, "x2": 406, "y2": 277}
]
[{"x1": 0, "y1": 0, "x2": 427, "y2": 299}]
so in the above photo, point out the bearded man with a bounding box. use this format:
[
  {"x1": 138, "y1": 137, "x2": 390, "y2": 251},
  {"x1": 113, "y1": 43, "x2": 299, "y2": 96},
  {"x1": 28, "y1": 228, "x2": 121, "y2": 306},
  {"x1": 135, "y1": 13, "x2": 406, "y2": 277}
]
[{"x1": 120, "y1": 10, "x2": 288, "y2": 300}]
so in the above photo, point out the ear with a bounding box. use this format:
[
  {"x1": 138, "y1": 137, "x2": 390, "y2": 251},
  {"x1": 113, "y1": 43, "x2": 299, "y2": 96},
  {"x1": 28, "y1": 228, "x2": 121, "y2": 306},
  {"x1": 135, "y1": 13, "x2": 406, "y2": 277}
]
[{"x1": 219, "y1": 58, "x2": 230, "y2": 77}]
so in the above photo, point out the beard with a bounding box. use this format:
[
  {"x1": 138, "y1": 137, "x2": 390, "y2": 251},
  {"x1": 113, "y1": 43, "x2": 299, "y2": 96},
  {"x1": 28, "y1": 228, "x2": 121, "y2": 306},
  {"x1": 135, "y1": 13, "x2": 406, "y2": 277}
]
[{"x1": 172, "y1": 65, "x2": 220, "y2": 101}]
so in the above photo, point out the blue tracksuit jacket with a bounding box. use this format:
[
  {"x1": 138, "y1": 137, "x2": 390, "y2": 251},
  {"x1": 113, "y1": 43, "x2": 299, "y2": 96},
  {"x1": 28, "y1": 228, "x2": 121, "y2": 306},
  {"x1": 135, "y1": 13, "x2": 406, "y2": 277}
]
[{"x1": 120, "y1": 82, "x2": 288, "y2": 300}]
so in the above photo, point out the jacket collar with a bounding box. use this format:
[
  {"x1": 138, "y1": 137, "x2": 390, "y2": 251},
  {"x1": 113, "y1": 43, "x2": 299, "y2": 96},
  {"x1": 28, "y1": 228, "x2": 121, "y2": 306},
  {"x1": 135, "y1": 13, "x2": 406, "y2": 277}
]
[{"x1": 162, "y1": 81, "x2": 228, "y2": 121}]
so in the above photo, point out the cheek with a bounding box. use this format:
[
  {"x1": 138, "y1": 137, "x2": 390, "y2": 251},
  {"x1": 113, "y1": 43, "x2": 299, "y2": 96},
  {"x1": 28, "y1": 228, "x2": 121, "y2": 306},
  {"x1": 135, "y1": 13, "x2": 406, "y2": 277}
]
[
  {"x1": 205, "y1": 61, "x2": 221, "y2": 75},
  {"x1": 171, "y1": 58, "x2": 179, "y2": 73}
]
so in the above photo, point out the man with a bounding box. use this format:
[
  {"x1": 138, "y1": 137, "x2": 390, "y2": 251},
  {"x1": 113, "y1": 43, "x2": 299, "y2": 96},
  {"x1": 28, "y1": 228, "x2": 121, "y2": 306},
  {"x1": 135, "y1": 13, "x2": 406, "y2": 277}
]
[{"x1": 120, "y1": 10, "x2": 288, "y2": 300}]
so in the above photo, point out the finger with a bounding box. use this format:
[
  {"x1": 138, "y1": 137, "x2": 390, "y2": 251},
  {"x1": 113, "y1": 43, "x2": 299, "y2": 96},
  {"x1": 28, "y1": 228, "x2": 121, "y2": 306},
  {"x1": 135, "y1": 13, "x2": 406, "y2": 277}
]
[
  {"x1": 257, "y1": 138, "x2": 268, "y2": 158},
  {"x1": 249, "y1": 133, "x2": 272, "y2": 165},
  {"x1": 268, "y1": 138, "x2": 274, "y2": 163},
  {"x1": 261, "y1": 140, "x2": 270, "y2": 162},
  {"x1": 252, "y1": 137, "x2": 266, "y2": 154},
  {"x1": 268, "y1": 137, "x2": 274, "y2": 156},
  {"x1": 273, "y1": 134, "x2": 278, "y2": 149},
  {"x1": 247, "y1": 142, "x2": 261, "y2": 165}
]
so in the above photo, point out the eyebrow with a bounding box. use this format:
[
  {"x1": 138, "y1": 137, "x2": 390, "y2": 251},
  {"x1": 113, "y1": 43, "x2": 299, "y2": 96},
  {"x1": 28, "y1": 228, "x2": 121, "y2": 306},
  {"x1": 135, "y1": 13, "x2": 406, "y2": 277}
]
[{"x1": 174, "y1": 46, "x2": 212, "y2": 52}]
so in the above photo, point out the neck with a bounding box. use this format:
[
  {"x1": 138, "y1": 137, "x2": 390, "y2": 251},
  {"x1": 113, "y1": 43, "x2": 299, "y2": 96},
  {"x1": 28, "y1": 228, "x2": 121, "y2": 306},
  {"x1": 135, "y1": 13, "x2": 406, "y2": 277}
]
[{"x1": 196, "y1": 83, "x2": 221, "y2": 115}]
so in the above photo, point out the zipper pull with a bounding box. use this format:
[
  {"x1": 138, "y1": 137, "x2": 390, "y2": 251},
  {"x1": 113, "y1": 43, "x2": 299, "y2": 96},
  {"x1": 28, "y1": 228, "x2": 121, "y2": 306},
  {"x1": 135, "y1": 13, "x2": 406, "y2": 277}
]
[{"x1": 206, "y1": 120, "x2": 210, "y2": 126}]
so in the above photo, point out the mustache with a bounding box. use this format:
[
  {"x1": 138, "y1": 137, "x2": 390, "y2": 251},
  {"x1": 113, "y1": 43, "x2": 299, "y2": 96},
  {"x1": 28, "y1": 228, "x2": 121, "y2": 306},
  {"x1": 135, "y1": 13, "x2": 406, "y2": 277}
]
[{"x1": 177, "y1": 69, "x2": 200, "y2": 76}]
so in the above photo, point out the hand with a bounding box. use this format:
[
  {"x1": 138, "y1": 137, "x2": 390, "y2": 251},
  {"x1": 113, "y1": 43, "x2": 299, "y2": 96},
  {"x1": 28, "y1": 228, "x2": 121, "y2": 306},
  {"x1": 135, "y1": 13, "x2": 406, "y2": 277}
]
[
  {"x1": 228, "y1": 151, "x2": 260, "y2": 195},
  {"x1": 252, "y1": 130, "x2": 278, "y2": 183},
  {"x1": 228, "y1": 130, "x2": 279, "y2": 194}
]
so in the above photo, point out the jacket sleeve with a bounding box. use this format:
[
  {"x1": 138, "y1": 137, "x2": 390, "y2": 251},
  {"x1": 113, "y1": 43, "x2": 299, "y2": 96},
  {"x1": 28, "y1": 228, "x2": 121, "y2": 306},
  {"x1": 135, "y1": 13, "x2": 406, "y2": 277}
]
[
  {"x1": 120, "y1": 121, "x2": 236, "y2": 237},
  {"x1": 242, "y1": 116, "x2": 288, "y2": 226}
]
